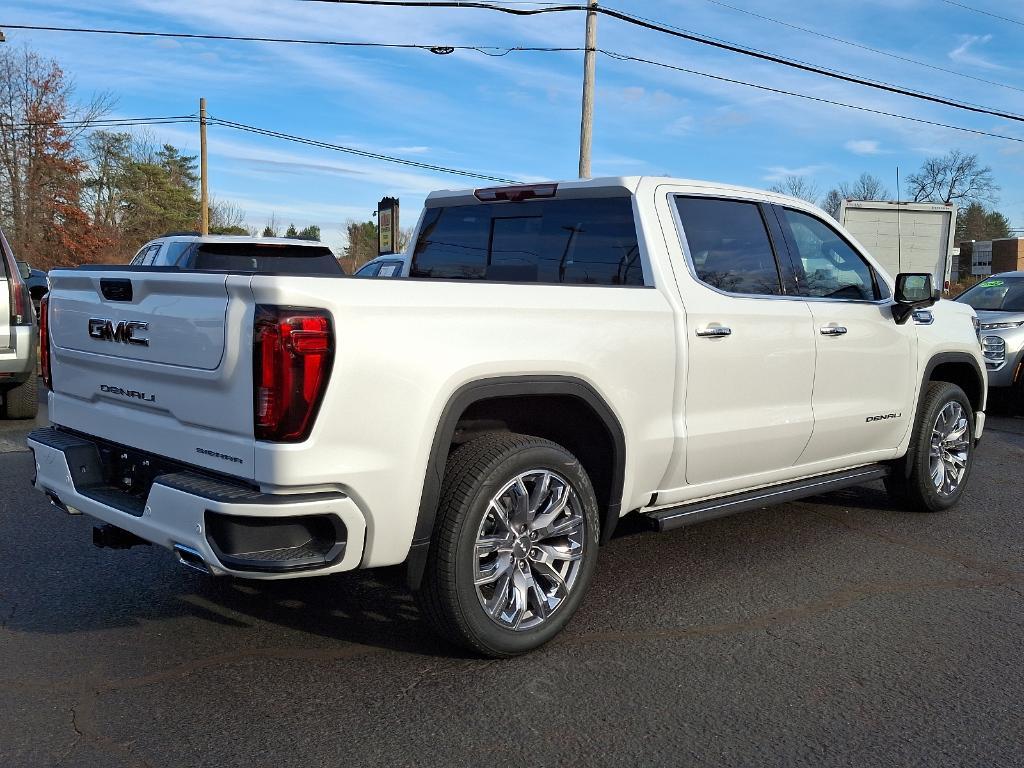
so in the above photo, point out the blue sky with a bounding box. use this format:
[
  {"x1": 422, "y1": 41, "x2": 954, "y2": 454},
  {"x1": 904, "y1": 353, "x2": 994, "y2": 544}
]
[{"x1": 6, "y1": 0, "x2": 1024, "y2": 250}]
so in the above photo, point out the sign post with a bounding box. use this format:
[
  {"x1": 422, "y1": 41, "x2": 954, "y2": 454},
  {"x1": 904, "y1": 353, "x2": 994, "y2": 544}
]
[{"x1": 377, "y1": 197, "x2": 400, "y2": 255}]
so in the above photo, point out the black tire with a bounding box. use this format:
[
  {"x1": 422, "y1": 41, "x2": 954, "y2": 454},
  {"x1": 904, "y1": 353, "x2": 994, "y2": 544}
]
[
  {"x1": 416, "y1": 432, "x2": 601, "y2": 657},
  {"x1": 1, "y1": 371, "x2": 38, "y2": 420},
  {"x1": 885, "y1": 381, "x2": 975, "y2": 512}
]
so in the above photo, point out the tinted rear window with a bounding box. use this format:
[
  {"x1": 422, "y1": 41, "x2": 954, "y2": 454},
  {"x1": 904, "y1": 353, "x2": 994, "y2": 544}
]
[
  {"x1": 410, "y1": 197, "x2": 644, "y2": 285},
  {"x1": 675, "y1": 197, "x2": 783, "y2": 296},
  {"x1": 190, "y1": 243, "x2": 342, "y2": 274}
]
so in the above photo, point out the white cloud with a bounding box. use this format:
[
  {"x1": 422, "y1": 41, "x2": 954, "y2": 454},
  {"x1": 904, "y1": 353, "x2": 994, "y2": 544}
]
[
  {"x1": 844, "y1": 139, "x2": 883, "y2": 155},
  {"x1": 762, "y1": 164, "x2": 827, "y2": 182},
  {"x1": 665, "y1": 116, "x2": 695, "y2": 136},
  {"x1": 949, "y1": 34, "x2": 1003, "y2": 70}
]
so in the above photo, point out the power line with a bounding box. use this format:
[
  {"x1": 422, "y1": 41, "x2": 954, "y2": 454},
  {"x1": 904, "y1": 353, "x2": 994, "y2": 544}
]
[
  {"x1": 12, "y1": 6, "x2": 1023, "y2": 122},
  {"x1": 6, "y1": 116, "x2": 199, "y2": 130},
  {"x1": 0, "y1": 23, "x2": 575, "y2": 56},
  {"x1": 12, "y1": 13, "x2": 1024, "y2": 123},
  {"x1": 939, "y1": 0, "x2": 1024, "y2": 27},
  {"x1": 603, "y1": 4, "x2": 1018, "y2": 116},
  {"x1": 6, "y1": 54, "x2": 1024, "y2": 156},
  {"x1": 208, "y1": 116, "x2": 518, "y2": 182},
  {"x1": 300, "y1": 1, "x2": 1024, "y2": 125},
  {"x1": 601, "y1": 49, "x2": 1024, "y2": 145},
  {"x1": 689, "y1": 0, "x2": 1024, "y2": 95}
]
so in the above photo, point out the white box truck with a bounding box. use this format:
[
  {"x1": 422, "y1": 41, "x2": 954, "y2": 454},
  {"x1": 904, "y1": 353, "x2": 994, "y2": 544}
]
[{"x1": 840, "y1": 200, "x2": 957, "y2": 290}]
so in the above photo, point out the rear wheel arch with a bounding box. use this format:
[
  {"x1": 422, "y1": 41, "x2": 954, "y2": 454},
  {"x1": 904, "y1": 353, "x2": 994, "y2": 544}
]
[{"x1": 406, "y1": 376, "x2": 626, "y2": 590}]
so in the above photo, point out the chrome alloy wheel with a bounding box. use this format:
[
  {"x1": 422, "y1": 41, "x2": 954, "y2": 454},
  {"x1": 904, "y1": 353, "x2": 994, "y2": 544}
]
[
  {"x1": 473, "y1": 469, "x2": 587, "y2": 631},
  {"x1": 929, "y1": 401, "x2": 971, "y2": 497}
]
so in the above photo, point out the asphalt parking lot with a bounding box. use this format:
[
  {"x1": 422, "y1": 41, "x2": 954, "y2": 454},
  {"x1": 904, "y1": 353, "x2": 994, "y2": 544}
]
[{"x1": 1, "y1": 401, "x2": 1022, "y2": 767}]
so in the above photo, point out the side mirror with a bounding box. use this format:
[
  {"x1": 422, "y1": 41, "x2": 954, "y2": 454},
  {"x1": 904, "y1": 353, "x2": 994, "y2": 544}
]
[
  {"x1": 893, "y1": 273, "x2": 938, "y2": 324},
  {"x1": 16, "y1": 261, "x2": 31, "y2": 281}
]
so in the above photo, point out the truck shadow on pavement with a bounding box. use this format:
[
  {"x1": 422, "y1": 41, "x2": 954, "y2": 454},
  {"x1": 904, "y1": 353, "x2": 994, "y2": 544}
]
[{"x1": 5, "y1": 414, "x2": 1014, "y2": 658}]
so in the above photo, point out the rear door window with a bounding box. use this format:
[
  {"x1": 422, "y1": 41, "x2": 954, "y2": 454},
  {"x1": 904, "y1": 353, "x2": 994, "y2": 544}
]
[
  {"x1": 151, "y1": 241, "x2": 192, "y2": 267},
  {"x1": 133, "y1": 244, "x2": 160, "y2": 266},
  {"x1": 410, "y1": 197, "x2": 644, "y2": 285},
  {"x1": 674, "y1": 197, "x2": 784, "y2": 296}
]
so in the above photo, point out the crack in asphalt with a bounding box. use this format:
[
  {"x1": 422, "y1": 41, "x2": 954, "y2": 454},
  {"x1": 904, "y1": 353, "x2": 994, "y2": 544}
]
[{"x1": 59, "y1": 689, "x2": 155, "y2": 768}]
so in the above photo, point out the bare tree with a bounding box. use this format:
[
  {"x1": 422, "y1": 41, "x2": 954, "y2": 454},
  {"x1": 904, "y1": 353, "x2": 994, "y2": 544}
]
[
  {"x1": 823, "y1": 172, "x2": 891, "y2": 218},
  {"x1": 767, "y1": 175, "x2": 820, "y2": 205},
  {"x1": 209, "y1": 197, "x2": 252, "y2": 235},
  {"x1": 905, "y1": 150, "x2": 997, "y2": 206},
  {"x1": 822, "y1": 189, "x2": 844, "y2": 220},
  {"x1": 842, "y1": 172, "x2": 889, "y2": 202}
]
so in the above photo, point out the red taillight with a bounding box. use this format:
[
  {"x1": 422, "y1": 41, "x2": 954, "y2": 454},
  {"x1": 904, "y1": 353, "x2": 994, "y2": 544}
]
[
  {"x1": 253, "y1": 306, "x2": 334, "y2": 442},
  {"x1": 2, "y1": 238, "x2": 31, "y2": 326},
  {"x1": 39, "y1": 294, "x2": 52, "y2": 390}
]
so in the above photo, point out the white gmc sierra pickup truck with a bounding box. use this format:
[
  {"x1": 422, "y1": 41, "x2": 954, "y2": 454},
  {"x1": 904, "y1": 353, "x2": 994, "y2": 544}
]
[{"x1": 29, "y1": 177, "x2": 986, "y2": 656}]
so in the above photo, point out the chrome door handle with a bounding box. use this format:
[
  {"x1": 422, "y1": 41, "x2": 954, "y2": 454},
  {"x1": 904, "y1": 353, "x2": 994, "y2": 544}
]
[
  {"x1": 695, "y1": 326, "x2": 732, "y2": 338},
  {"x1": 819, "y1": 325, "x2": 848, "y2": 336}
]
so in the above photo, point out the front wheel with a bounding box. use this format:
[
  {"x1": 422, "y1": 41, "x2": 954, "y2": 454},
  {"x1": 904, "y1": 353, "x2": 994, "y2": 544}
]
[
  {"x1": 416, "y1": 432, "x2": 600, "y2": 657},
  {"x1": 885, "y1": 381, "x2": 975, "y2": 512}
]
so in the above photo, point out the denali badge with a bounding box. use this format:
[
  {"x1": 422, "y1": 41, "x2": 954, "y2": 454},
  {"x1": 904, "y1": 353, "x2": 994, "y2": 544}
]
[
  {"x1": 99, "y1": 384, "x2": 155, "y2": 403},
  {"x1": 88, "y1": 318, "x2": 150, "y2": 346},
  {"x1": 866, "y1": 412, "x2": 902, "y2": 422}
]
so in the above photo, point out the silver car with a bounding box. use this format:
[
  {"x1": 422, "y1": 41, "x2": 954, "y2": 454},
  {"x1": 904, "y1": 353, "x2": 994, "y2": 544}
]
[
  {"x1": 956, "y1": 272, "x2": 1024, "y2": 401},
  {"x1": 0, "y1": 228, "x2": 38, "y2": 420}
]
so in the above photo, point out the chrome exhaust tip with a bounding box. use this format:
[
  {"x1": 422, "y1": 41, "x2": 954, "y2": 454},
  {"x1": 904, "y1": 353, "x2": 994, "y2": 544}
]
[{"x1": 173, "y1": 544, "x2": 212, "y2": 575}]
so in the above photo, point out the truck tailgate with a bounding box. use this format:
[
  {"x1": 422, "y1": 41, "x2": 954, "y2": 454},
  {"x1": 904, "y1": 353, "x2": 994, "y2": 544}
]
[{"x1": 46, "y1": 270, "x2": 257, "y2": 479}]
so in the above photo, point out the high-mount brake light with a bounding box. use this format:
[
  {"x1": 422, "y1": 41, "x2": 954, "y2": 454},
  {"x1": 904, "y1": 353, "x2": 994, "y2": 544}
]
[
  {"x1": 253, "y1": 306, "x2": 334, "y2": 442},
  {"x1": 473, "y1": 183, "x2": 558, "y2": 203},
  {"x1": 39, "y1": 294, "x2": 52, "y2": 390}
]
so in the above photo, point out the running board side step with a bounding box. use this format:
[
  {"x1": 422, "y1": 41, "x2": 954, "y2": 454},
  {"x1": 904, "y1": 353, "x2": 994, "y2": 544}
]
[{"x1": 643, "y1": 465, "x2": 891, "y2": 532}]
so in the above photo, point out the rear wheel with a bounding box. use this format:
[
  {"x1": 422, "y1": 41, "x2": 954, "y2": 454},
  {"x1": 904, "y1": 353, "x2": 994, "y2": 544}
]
[
  {"x1": 1, "y1": 371, "x2": 38, "y2": 420},
  {"x1": 417, "y1": 432, "x2": 600, "y2": 657},
  {"x1": 885, "y1": 381, "x2": 974, "y2": 512}
]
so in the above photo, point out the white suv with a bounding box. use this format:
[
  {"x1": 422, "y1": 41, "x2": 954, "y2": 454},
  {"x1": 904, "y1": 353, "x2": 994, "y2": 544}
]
[{"x1": 0, "y1": 227, "x2": 38, "y2": 419}]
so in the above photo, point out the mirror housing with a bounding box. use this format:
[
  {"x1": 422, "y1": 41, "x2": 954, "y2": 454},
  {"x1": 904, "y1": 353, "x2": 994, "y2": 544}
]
[
  {"x1": 16, "y1": 260, "x2": 31, "y2": 281},
  {"x1": 893, "y1": 273, "x2": 938, "y2": 324}
]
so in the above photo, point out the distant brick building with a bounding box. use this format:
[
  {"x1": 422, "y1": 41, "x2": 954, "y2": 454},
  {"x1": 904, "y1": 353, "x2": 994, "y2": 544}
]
[
  {"x1": 958, "y1": 238, "x2": 1024, "y2": 278},
  {"x1": 992, "y1": 238, "x2": 1024, "y2": 274}
]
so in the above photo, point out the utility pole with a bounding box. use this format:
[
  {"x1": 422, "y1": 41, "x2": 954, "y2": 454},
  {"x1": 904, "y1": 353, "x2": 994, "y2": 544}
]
[
  {"x1": 199, "y1": 97, "x2": 209, "y2": 235},
  {"x1": 578, "y1": 0, "x2": 598, "y2": 179}
]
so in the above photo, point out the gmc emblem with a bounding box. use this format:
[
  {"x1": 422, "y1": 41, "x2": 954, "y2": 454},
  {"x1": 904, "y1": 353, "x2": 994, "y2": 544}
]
[{"x1": 88, "y1": 318, "x2": 150, "y2": 346}]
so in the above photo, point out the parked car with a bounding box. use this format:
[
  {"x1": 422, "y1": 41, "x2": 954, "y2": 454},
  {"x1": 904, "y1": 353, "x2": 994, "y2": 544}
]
[
  {"x1": 955, "y1": 272, "x2": 1024, "y2": 404},
  {"x1": 30, "y1": 177, "x2": 986, "y2": 656},
  {"x1": 354, "y1": 254, "x2": 407, "y2": 277},
  {"x1": 128, "y1": 232, "x2": 344, "y2": 274},
  {"x1": 0, "y1": 229, "x2": 38, "y2": 419}
]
